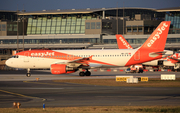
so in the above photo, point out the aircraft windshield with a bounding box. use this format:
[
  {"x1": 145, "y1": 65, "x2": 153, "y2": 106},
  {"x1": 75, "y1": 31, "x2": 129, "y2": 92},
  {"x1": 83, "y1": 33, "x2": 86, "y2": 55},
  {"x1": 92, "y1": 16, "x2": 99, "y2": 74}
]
[{"x1": 12, "y1": 55, "x2": 19, "y2": 58}]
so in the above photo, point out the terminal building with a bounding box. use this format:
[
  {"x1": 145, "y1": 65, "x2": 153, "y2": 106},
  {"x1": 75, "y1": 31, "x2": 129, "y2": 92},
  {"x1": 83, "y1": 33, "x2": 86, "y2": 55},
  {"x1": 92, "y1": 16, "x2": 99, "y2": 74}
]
[{"x1": 0, "y1": 7, "x2": 180, "y2": 66}]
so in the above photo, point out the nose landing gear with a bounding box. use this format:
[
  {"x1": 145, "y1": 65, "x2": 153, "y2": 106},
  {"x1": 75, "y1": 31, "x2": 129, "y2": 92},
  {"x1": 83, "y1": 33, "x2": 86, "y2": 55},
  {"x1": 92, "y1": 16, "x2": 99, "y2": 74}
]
[{"x1": 26, "y1": 68, "x2": 31, "y2": 77}]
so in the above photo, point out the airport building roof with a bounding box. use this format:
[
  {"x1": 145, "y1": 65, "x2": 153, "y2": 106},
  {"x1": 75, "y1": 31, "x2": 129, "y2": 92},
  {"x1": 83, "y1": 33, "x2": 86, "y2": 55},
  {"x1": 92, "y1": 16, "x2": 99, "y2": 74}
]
[
  {"x1": 157, "y1": 7, "x2": 180, "y2": 12},
  {"x1": 16, "y1": 6, "x2": 180, "y2": 16},
  {"x1": 17, "y1": 7, "x2": 157, "y2": 15}
]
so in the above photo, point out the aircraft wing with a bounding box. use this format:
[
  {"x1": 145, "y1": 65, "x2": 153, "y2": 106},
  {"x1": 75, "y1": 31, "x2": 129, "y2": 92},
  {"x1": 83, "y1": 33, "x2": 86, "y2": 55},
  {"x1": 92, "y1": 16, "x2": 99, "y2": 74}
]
[
  {"x1": 68, "y1": 56, "x2": 93, "y2": 63},
  {"x1": 54, "y1": 56, "x2": 94, "y2": 68},
  {"x1": 54, "y1": 55, "x2": 105, "y2": 69}
]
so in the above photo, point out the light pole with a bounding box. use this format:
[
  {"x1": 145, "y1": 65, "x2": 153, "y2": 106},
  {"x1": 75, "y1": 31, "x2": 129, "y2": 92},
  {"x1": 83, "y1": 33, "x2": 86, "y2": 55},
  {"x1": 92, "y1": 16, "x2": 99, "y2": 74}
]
[
  {"x1": 22, "y1": 4, "x2": 25, "y2": 51},
  {"x1": 17, "y1": 5, "x2": 19, "y2": 50},
  {"x1": 116, "y1": 2, "x2": 118, "y2": 34},
  {"x1": 123, "y1": 2, "x2": 125, "y2": 35}
]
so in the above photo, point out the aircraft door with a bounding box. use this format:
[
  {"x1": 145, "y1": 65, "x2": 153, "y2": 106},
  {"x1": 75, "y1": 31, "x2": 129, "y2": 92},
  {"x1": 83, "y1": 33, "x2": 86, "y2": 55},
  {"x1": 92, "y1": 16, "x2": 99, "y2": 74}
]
[
  {"x1": 134, "y1": 50, "x2": 140, "y2": 61},
  {"x1": 24, "y1": 52, "x2": 29, "y2": 62}
]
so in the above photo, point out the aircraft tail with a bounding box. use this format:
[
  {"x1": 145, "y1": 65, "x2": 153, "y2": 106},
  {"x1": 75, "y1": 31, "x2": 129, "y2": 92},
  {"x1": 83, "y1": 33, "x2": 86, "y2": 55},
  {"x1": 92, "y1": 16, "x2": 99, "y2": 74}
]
[
  {"x1": 125, "y1": 21, "x2": 171, "y2": 66},
  {"x1": 140, "y1": 21, "x2": 171, "y2": 51},
  {"x1": 116, "y1": 34, "x2": 133, "y2": 49}
]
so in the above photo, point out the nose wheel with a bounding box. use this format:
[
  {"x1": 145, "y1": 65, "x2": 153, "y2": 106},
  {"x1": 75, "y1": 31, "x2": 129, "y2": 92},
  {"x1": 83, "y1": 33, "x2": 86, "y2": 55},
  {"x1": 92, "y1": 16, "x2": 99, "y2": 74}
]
[
  {"x1": 26, "y1": 73, "x2": 31, "y2": 77},
  {"x1": 26, "y1": 68, "x2": 31, "y2": 77}
]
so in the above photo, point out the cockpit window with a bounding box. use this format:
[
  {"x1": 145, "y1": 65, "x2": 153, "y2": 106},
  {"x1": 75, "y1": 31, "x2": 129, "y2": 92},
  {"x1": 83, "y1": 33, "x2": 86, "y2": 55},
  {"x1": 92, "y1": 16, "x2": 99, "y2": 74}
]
[{"x1": 12, "y1": 55, "x2": 19, "y2": 58}]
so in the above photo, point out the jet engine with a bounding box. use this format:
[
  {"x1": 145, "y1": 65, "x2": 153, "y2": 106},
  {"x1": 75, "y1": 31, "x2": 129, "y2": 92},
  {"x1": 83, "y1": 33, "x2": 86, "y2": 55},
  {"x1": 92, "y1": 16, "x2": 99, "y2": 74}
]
[{"x1": 50, "y1": 64, "x2": 76, "y2": 74}]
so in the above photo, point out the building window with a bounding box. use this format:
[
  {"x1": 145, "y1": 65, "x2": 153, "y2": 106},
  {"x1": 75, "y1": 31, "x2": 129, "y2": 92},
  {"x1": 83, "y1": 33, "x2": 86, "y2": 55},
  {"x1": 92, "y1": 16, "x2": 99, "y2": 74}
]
[
  {"x1": 2, "y1": 24, "x2": 6, "y2": 31},
  {"x1": 133, "y1": 27, "x2": 137, "y2": 32},
  {"x1": 144, "y1": 27, "x2": 148, "y2": 33},
  {"x1": 127, "y1": 27, "x2": 131, "y2": 32},
  {"x1": 138, "y1": 27, "x2": 142, "y2": 32},
  {"x1": 7, "y1": 24, "x2": 12, "y2": 31},
  {"x1": 13, "y1": 24, "x2": 17, "y2": 31},
  {"x1": 86, "y1": 22, "x2": 90, "y2": 29},
  {"x1": 102, "y1": 22, "x2": 112, "y2": 29},
  {"x1": 91, "y1": 22, "x2": 95, "y2": 29},
  {"x1": 96, "y1": 22, "x2": 100, "y2": 29}
]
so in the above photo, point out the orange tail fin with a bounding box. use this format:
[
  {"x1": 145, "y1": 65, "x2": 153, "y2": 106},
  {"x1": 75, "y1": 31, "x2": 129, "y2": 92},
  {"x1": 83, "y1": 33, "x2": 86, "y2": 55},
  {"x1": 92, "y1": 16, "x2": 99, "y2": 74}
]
[
  {"x1": 140, "y1": 21, "x2": 171, "y2": 51},
  {"x1": 116, "y1": 34, "x2": 133, "y2": 49}
]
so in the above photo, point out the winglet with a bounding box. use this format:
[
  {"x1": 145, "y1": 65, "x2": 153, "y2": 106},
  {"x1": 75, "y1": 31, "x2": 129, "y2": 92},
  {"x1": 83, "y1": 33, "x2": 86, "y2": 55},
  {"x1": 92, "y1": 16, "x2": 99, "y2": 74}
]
[{"x1": 116, "y1": 34, "x2": 133, "y2": 49}]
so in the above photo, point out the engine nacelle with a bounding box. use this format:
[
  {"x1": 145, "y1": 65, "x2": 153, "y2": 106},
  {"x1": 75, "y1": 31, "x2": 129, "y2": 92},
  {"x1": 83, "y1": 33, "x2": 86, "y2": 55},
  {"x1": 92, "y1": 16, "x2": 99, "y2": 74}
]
[{"x1": 50, "y1": 64, "x2": 76, "y2": 74}]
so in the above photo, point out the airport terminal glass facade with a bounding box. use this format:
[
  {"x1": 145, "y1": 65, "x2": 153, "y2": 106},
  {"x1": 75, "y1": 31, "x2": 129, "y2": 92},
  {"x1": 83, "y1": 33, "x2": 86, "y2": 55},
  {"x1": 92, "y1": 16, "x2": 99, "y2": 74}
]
[
  {"x1": 27, "y1": 14, "x2": 97, "y2": 35},
  {"x1": 165, "y1": 13, "x2": 180, "y2": 34},
  {"x1": 25, "y1": 8, "x2": 165, "y2": 35}
]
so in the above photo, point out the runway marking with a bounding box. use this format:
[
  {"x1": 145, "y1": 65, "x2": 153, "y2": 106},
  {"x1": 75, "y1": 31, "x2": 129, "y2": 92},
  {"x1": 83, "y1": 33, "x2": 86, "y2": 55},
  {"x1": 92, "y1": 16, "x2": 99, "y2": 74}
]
[
  {"x1": 23, "y1": 80, "x2": 80, "y2": 86},
  {"x1": 23, "y1": 81, "x2": 67, "y2": 86},
  {"x1": 5, "y1": 87, "x2": 64, "y2": 89},
  {"x1": 0, "y1": 89, "x2": 46, "y2": 101}
]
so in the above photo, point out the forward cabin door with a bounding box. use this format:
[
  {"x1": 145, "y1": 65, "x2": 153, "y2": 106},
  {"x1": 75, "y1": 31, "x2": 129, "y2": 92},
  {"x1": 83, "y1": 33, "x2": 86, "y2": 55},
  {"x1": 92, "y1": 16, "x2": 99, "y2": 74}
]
[{"x1": 24, "y1": 52, "x2": 29, "y2": 62}]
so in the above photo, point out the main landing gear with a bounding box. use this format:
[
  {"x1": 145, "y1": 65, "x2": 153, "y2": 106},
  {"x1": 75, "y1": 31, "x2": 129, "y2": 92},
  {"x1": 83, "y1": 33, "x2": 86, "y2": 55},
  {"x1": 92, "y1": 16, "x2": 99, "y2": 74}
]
[
  {"x1": 26, "y1": 68, "x2": 31, "y2": 77},
  {"x1": 79, "y1": 70, "x2": 91, "y2": 76}
]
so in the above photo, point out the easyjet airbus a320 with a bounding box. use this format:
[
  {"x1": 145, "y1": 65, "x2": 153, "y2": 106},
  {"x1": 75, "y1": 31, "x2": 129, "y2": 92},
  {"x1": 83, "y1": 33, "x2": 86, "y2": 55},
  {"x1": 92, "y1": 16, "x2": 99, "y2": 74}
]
[{"x1": 6, "y1": 21, "x2": 171, "y2": 77}]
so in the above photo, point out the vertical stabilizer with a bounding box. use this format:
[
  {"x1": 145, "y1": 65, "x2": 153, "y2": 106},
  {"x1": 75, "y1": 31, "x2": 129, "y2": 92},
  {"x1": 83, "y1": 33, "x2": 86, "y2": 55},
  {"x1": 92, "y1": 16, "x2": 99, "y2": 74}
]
[
  {"x1": 116, "y1": 34, "x2": 133, "y2": 49},
  {"x1": 125, "y1": 21, "x2": 171, "y2": 66},
  {"x1": 140, "y1": 21, "x2": 171, "y2": 51}
]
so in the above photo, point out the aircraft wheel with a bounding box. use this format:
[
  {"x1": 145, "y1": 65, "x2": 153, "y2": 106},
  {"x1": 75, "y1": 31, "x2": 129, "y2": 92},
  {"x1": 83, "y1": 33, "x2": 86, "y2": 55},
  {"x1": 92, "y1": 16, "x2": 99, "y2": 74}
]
[
  {"x1": 79, "y1": 72, "x2": 85, "y2": 76},
  {"x1": 26, "y1": 73, "x2": 31, "y2": 77},
  {"x1": 85, "y1": 71, "x2": 91, "y2": 76}
]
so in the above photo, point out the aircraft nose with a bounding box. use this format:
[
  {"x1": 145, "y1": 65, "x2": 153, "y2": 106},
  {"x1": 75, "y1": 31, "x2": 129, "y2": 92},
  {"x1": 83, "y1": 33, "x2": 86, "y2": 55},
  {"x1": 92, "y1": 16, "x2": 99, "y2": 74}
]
[{"x1": 5, "y1": 59, "x2": 13, "y2": 67}]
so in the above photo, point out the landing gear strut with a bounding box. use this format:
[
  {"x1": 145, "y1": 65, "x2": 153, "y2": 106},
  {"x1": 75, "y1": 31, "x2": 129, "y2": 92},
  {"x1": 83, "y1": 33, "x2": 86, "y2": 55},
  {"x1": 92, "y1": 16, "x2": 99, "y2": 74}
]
[
  {"x1": 26, "y1": 68, "x2": 31, "y2": 77},
  {"x1": 79, "y1": 69, "x2": 91, "y2": 76}
]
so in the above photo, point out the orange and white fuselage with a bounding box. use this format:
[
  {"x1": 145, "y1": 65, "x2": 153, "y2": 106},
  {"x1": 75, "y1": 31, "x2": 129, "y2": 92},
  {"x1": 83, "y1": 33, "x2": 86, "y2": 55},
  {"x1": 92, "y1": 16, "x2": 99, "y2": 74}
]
[{"x1": 6, "y1": 49, "x2": 137, "y2": 69}]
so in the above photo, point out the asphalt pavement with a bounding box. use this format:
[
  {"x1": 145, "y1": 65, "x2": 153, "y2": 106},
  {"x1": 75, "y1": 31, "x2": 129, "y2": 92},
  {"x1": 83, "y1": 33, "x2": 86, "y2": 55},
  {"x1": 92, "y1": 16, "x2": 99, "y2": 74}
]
[{"x1": 0, "y1": 70, "x2": 180, "y2": 108}]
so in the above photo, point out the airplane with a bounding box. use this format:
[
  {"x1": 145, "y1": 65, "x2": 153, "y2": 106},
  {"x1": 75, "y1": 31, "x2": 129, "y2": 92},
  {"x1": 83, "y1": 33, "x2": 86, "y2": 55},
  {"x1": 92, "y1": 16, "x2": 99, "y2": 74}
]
[
  {"x1": 116, "y1": 32, "x2": 180, "y2": 70},
  {"x1": 6, "y1": 21, "x2": 171, "y2": 77}
]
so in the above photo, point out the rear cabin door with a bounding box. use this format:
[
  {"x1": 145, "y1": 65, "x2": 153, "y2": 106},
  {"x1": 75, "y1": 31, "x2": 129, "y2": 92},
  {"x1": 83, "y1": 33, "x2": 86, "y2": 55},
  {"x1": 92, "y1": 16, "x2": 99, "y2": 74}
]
[{"x1": 134, "y1": 50, "x2": 140, "y2": 61}]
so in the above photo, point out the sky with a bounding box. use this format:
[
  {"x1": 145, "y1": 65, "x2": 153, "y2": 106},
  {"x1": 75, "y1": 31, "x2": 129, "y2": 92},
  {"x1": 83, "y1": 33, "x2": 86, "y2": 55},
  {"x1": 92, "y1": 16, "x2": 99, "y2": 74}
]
[{"x1": 1, "y1": 0, "x2": 180, "y2": 12}]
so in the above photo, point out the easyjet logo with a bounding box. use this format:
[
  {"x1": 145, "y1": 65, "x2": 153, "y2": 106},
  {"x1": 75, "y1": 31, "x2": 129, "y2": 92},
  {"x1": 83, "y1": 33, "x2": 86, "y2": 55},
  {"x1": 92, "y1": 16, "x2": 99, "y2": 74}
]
[
  {"x1": 119, "y1": 37, "x2": 132, "y2": 49},
  {"x1": 147, "y1": 23, "x2": 168, "y2": 47},
  {"x1": 31, "y1": 52, "x2": 55, "y2": 56}
]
